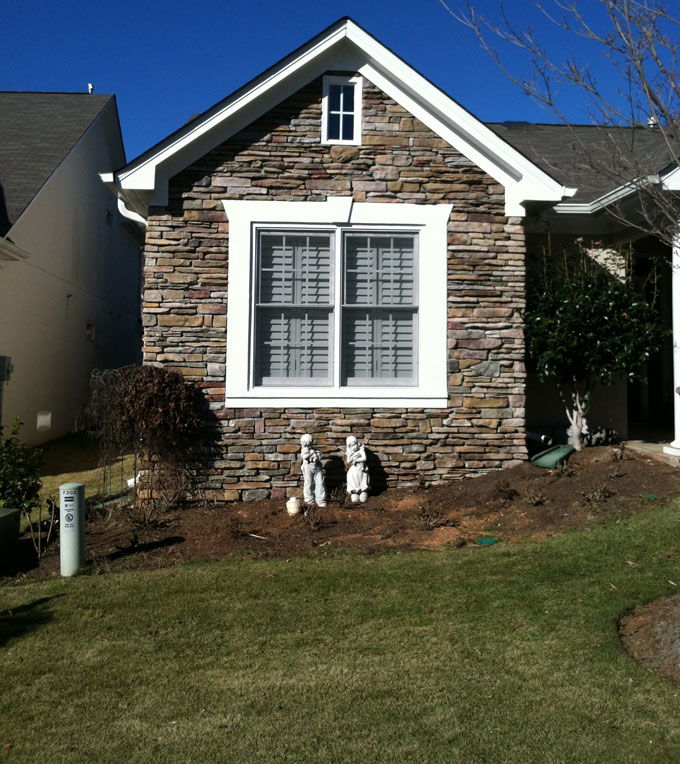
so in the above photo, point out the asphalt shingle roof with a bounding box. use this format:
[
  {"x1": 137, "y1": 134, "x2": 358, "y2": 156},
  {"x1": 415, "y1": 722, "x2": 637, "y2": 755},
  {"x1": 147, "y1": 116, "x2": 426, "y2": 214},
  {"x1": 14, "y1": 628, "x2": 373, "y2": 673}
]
[
  {"x1": 0, "y1": 92, "x2": 112, "y2": 235},
  {"x1": 487, "y1": 122, "x2": 674, "y2": 203},
  {"x1": 1, "y1": 90, "x2": 672, "y2": 224}
]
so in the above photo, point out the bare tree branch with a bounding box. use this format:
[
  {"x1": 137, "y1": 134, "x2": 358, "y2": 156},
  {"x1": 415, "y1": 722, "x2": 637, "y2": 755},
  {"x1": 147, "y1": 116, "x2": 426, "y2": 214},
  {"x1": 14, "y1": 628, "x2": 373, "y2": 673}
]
[{"x1": 439, "y1": 0, "x2": 680, "y2": 243}]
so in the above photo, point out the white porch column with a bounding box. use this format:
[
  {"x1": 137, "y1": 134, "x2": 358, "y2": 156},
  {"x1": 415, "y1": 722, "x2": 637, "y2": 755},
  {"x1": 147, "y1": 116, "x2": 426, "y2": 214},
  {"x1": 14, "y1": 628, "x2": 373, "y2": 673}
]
[{"x1": 664, "y1": 235, "x2": 680, "y2": 456}]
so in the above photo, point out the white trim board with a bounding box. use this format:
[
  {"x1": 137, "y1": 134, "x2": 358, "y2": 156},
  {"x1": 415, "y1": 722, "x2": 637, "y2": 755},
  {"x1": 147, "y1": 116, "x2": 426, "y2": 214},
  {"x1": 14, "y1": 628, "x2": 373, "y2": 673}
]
[
  {"x1": 0, "y1": 238, "x2": 30, "y2": 262},
  {"x1": 222, "y1": 197, "x2": 451, "y2": 408},
  {"x1": 554, "y1": 174, "x2": 664, "y2": 215},
  {"x1": 105, "y1": 18, "x2": 575, "y2": 217}
]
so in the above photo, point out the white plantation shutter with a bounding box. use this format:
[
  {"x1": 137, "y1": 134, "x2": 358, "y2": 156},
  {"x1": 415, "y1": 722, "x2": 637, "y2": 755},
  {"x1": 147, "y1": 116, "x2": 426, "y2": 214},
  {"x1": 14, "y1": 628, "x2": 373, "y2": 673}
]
[
  {"x1": 259, "y1": 233, "x2": 331, "y2": 305},
  {"x1": 343, "y1": 310, "x2": 415, "y2": 380},
  {"x1": 256, "y1": 232, "x2": 333, "y2": 383},
  {"x1": 259, "y1": 309, "x2": 331, "y2": 380},
  {"x1": 345, "y1": 235, "x2": 415, "y2": 306},
  {"x1": 342, "y1": 233, "x2": 417, "y2": 385}
]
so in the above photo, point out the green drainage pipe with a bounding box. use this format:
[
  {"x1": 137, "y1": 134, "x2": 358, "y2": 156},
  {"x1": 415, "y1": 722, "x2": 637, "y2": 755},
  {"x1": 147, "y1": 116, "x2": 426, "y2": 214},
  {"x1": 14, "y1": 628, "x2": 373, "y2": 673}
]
[{"x1": 530, "y1": 444, "x2": 575, "y2": 468}]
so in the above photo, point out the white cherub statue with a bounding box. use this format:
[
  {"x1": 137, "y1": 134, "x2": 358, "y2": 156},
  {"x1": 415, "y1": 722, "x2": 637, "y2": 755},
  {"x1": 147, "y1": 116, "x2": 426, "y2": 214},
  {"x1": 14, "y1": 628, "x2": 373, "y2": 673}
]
[
  {"x1": 299, "y1": 434, "x2": 327, "y2": 508},
  {"x1": 345, "y1": 435, "x2": 370, "y2": 504}
]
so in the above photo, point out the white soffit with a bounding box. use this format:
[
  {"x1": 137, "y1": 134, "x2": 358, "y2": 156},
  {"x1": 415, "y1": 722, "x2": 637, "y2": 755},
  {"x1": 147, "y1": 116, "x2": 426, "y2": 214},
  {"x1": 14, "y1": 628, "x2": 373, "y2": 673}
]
[{"x1": 113, "y1": 18, "x2": 575, "y2": 216}]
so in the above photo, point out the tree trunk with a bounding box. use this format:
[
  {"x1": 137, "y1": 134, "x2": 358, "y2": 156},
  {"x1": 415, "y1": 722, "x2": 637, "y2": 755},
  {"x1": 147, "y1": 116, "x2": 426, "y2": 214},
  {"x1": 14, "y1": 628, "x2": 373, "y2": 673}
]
[{"x1": 564, "y1": 387, "x2": 590, "y2": 451}]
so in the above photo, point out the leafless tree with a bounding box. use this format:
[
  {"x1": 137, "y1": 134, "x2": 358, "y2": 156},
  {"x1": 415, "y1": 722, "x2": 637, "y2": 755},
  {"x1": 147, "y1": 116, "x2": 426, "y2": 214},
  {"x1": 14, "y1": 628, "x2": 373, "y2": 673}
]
[{"x1": 439, "y1": 0, "x2": 680, "y2": 244}]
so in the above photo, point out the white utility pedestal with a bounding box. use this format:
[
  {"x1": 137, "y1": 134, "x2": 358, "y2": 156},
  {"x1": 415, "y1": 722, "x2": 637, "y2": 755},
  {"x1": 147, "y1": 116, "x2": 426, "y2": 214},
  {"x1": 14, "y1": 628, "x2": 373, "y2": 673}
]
[{"x1": 59, "y1": 482, "x2": 85, "y2": 577}]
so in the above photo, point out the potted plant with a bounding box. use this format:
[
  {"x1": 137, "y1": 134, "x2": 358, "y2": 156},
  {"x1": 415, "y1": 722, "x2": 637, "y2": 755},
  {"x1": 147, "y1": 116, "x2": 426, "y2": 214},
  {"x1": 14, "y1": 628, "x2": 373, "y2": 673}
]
[{"x1": 0, "y1": 420, "x2": 41, "y2": 556}]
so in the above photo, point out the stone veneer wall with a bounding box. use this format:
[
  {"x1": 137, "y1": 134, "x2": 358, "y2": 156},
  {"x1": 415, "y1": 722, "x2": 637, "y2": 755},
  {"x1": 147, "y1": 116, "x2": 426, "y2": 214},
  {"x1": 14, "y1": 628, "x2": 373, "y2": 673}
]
[{"x1": 142, "y1": 76, "x2": 527, "y2": 501}]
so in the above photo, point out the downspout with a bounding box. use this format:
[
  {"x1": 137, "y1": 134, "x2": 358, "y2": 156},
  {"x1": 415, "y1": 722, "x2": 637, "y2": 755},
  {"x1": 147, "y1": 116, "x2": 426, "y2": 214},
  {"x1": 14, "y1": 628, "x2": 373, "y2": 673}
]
[{"x1": 117, "y1": 195, "x2": 147, "y2": 228}]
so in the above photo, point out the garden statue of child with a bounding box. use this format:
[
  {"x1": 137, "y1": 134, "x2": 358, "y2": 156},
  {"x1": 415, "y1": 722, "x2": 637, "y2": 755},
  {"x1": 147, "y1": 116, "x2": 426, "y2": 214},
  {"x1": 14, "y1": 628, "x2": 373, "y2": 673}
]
[
  {"x1": 345, "y1": 435, "x2": 369, "y2": 504},
  {"x1": 299, "y1": 434, "x2": 327, "y2": 508}
]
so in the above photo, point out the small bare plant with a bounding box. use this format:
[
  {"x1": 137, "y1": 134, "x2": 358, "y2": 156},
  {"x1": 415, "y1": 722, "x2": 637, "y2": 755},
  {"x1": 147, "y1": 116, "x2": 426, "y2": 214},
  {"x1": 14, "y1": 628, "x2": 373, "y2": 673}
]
[
  {"x1": 492, "y1": 480, "x2": 519, "y2": 504},
  {"x1": 522, "y1": 488, "x2": 547, "y2": 507},
  {"x1": 329, "y1": 483, "x2": 349, "y2": 507},
  {"x1": 22, "y1": 498, "x2": 59, "y2": 559},
  {"x1": 582, "y1": 483, "x2": 615, "y2": 504},
  {"x1": 417, "y1": 506, "x2": 456, "y2": 531},
  {"x1": 303, "y1": 505, "x2": 323, "y2": 531},
  {"x1": 548, "y1": 463, "x2": 575, "y2": 482},
  {"x1": 226, "y1": 515, "x2": 245, "y2": 538}
]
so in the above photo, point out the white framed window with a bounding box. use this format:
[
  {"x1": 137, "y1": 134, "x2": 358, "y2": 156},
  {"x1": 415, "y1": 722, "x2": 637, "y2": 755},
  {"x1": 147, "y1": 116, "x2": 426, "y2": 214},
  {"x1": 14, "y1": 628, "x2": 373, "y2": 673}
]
[
  {"x1": 222, "y1": 197, "x2": 451, "y2": 407},
  {"x1": 322, "y1": 75, "x2": 362, "y2": 145},
  {"x1": 255, "y1": 230, "x2": 334, "y2": 386}
]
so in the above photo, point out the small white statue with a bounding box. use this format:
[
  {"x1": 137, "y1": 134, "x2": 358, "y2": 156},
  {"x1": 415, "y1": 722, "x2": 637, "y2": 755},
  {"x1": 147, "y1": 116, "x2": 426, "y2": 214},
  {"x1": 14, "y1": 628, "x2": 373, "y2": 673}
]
[
  {"x1": 300, "y1": 434, "x2": 327, "y2": 508},
  {"x1": 345, "y1": 435, "x2": 370, "y2": 504}
]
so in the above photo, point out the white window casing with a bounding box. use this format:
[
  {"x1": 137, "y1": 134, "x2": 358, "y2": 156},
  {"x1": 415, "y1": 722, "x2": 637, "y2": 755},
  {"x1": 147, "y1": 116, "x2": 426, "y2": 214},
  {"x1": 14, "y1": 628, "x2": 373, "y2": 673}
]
[
  {"x1": 321, "y1": 75, "x2": 362, "y2": 145},
  {"x1": 222, "y1": 197, "x2": 451, "y2": 407}
]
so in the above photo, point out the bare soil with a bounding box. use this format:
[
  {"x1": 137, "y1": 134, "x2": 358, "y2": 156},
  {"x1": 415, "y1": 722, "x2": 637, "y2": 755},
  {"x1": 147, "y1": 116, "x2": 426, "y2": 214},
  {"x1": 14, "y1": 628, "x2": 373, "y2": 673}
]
[
  {"x1": 6, "y1": 445, "x2": 680, "y2": 582},
  {"x1": 620, "y1": 595, "x2": 680, "y2": 684}
]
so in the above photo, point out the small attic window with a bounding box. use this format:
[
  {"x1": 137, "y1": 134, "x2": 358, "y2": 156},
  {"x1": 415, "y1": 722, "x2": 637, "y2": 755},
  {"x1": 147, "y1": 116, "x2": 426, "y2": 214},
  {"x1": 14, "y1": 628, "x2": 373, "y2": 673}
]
[{"x1": 322, "y1": 75, "x2": 362, "y2": 145}]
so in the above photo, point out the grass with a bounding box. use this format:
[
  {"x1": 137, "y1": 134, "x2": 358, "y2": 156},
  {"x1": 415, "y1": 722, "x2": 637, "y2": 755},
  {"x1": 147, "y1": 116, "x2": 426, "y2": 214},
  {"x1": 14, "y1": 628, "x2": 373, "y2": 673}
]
[
  {"x1": 3, "y1": 502, "x2": 680, "y2": 762},
  {"x1": 37, "y1": 433, "x2": 134, "y2": 506}
]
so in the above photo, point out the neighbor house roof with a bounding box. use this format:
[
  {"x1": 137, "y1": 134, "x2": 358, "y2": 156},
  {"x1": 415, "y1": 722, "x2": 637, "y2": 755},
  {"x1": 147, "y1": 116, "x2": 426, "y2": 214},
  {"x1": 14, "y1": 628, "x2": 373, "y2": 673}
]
[
  {"x1": 0, "y1": 92, "x2": 113, "y2": 236},
  {"x1": 487, "y1": 122, "x2": 673, "y2": 205}
]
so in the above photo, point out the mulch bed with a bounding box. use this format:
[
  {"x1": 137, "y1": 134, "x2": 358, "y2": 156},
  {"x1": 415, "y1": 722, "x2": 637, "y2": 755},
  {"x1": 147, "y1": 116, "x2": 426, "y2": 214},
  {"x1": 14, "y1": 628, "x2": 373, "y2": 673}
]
[
  {"x1": 5, "y1": 444, "x2": 680, "y2": 582},
  {"x1": 620, "y1": 595, "x2": 680, "y2": 684}
]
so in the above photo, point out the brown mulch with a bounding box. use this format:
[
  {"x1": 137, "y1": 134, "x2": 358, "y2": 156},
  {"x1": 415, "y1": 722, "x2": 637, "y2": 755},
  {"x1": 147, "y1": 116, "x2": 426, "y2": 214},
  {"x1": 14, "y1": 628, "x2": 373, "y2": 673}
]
[
  {"x1": 620, "y1": 595, "x2": 680, "y2": 684},
  {"x1": 6, "y1": 444, "x2": 680, "y2": 582}
]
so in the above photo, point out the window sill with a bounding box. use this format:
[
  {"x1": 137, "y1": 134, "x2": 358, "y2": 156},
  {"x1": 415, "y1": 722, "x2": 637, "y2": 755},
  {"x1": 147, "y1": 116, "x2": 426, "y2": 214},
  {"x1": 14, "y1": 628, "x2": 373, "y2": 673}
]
[
  {"x1": 322, "y1": 138, "x2": 362, "y2": 146},
  {"x1": 225, "y1": 394, "x2": 448, "y2": 408}
]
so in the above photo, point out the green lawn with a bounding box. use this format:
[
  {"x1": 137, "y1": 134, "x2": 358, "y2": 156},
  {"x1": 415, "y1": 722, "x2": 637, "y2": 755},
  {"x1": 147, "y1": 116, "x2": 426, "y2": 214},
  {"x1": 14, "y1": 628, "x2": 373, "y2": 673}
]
[
  {"x1": 3, "y1": 502, "x2": 680, "y2": 762},
  {"x1": 37, "y1": 433, "x2": 134, "y2": 507}
]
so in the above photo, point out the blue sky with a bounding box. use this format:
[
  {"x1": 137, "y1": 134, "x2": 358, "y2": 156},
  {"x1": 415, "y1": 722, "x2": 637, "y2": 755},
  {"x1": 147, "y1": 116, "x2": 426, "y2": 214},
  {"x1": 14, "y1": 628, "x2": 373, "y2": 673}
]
[{"x1": 1, "y1": 0, "x2": 605, "y2": 161}]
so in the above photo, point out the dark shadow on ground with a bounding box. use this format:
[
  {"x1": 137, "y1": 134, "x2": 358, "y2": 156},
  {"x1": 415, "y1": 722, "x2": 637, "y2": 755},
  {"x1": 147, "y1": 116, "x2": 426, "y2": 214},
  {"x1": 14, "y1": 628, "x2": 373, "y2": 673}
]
[
  {"x1": 106, "y1": 535, "x2": 185, "y2": 561},
  {"x1": 0, "y1": 594, "x2": 64, "y2": 647},
  {"x1": 0, "y1": 537, "x2": 39, "y2": 577},
  {"x1": 39, "y1": 432, "x2": 101, "y2": 476}
]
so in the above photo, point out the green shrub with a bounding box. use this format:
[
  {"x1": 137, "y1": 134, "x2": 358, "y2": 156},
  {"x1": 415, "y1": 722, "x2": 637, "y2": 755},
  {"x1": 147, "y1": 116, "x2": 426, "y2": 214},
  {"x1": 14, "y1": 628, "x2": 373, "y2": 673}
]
[{"x1": 0, "y1": 419, "x2": 41, "y2": 511}]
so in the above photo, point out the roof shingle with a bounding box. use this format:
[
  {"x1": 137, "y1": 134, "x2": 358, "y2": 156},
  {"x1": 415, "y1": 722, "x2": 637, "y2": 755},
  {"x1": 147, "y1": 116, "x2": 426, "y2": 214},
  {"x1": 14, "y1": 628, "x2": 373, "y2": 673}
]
[
  {"x1": 487, "y1": 122, "x2": 674, "y2": 203},
  {"x1": 0, "y1": 92, "x2": 112, "y2": 235}
]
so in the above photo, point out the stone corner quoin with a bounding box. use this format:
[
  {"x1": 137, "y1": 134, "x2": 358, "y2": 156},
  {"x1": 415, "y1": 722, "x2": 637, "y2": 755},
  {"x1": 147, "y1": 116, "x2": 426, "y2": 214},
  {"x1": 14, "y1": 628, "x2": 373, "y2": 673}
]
[{"x1": 141, "y1": 76, "x2": 527, "y2": 502}]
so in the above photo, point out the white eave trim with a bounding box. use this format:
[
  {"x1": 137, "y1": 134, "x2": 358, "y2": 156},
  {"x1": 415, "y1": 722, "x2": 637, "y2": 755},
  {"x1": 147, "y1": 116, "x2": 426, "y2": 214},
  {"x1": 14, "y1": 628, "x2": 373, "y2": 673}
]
[
  {"x1": 554, "y1": 174, "x2": 662, "y2": 215},
  {"x1": 0, "y1": 237, "x2": 30, "y2": 262},
  {"x1": 661, "y1": 165, "x2": 680, "y2": 191},
  {"x1": 109, "y1": 19, "x2": 575, "y2": 217}
]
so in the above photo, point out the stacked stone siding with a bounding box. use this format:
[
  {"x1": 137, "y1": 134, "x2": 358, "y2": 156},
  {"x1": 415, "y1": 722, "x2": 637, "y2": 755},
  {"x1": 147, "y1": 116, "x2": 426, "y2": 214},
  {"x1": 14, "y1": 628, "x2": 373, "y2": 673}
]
[{"x1": 142, "y1": 76, "x2": 527, "y2": 501}]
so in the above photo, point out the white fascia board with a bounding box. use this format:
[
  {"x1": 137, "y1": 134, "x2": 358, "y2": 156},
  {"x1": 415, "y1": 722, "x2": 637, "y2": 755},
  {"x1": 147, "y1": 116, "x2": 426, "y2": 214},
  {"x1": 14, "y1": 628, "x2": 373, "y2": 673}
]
[
  {"x1": 115, "y1": 18, "x2": 575, "y2": 215},
  {"x1": 345, "y1": 23, "x2": 575, "y2": 210},
  {"x1": 554, "y1": 174, "x2": 662, "y2": 215},
  {"x1": 117, "y1": 26, "x2": 348, "y2": 194},
  {"x1": 0, "y1": 237, "x2": 30, "y2": 262},
  {"x1": 102, "y1": 171, "x2": 150, "y2": 221},
  {"x1": 661, "y1": 165, "x2": 680, "y2": 191}
]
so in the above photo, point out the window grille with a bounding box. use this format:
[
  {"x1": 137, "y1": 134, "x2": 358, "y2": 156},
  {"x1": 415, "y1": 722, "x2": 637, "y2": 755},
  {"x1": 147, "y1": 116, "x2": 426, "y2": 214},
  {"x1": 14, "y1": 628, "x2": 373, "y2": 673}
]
[{"x1": 255, "y1": 232, "x2": 333, "y2": 384}]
